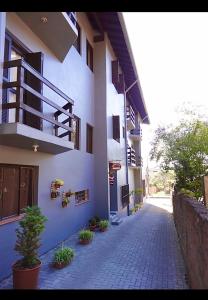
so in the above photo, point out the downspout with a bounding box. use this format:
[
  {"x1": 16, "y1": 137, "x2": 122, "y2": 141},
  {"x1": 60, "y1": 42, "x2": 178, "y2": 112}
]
[{"x1": 124, "y1": 79, "x2": 138, "y2": 216}]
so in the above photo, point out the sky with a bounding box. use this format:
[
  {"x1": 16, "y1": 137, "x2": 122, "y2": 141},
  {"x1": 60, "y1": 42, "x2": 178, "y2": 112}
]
[{"x1": 123, "y1": 12, "x2": 208, "y2": 172}]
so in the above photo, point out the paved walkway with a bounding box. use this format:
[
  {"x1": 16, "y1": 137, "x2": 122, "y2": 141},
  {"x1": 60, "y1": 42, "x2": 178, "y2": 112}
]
[{"x1": 0, "y1": 197, "x2": 188, "y2": 289}]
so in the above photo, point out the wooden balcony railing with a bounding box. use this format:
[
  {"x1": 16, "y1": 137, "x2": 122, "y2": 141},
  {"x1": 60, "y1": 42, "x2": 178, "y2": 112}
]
[
  {"x1": 2, "y1": 59, "x2": 74, "y2": 141},
  {"x1": 126, "y1": 105, "x2": 135, "y2": 128},
  {"x1": 127, "y1": 146, "x2": 136, "y2": 167},
  {"x1": 130, "y1": 128, "x2": 142, "y2": 137},
  {"x1": 127, "y1": 146, "x2": 142, "y2": 167}
]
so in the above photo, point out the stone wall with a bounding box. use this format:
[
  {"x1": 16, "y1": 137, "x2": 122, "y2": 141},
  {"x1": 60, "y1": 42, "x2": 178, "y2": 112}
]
[{"x1": 172, "y1": 192, "x2": 208, "y2": 289}]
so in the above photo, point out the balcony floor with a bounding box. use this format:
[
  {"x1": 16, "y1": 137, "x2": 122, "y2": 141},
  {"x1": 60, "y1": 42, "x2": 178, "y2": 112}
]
[{"x1": 0, "y1": 123, "x2": 74, "y2": 154}]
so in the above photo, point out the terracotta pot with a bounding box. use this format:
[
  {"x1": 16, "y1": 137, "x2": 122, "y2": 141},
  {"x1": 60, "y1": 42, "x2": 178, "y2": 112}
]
[
  {"x1": 62, "y1": 202, "x2": 68, "y2": 208},
  {"x1": 53, "y1": 261, "x2": 70, "y2": 269},
  {"x1": 12, "y1": 260, "x2": 41, "y2": 289},
  {"x1": 79, "y1": 239, "x2": 92, "y2": 245}
]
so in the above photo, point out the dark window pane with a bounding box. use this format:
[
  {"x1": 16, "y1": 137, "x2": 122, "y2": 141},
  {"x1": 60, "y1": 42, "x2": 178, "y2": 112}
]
[
  {"x1": 86, "y1": 124, "x2": 93, "y2": 154},
  {"x1": 73, "y1": 22, "x2": 81, "y2": 54},
  {"x1": 86, "y1": 40, "x2": 93, "y2": 72}
]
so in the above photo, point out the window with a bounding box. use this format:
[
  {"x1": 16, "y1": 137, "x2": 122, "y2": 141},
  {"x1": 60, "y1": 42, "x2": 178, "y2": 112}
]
[
  {"x1": 112, "y1": 115, "x2": 120, "y2": 143},
  {"x1": 73, "y1": 22, "x2": 81, "y2": 54},
  {"x1": 123, "y1": 126, "x2": 125, "y2": 139},
  {"x1": 71, "y1": 115, "x2": 80, "y2": 150},
  {"x1": 86, "y1": 124, "x2": 93, "y2": 154},
  {"x1": 0, "y1": 164, "x2": 38, "y2": 225},
  {"x1": 111, "y1": 60, "x2": 124, "y2": 94},
  {"x1": 86, "y1": 39, "x2": 93, "y2": 71},
  {"x1": 75, "y1": 189, "x2": 89, "y2": 205}
]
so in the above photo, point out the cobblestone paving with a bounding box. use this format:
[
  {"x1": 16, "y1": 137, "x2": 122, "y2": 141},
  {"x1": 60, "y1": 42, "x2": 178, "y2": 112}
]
[{"x1": 0, "y1": 197, "x2": 188, "y2": 289}]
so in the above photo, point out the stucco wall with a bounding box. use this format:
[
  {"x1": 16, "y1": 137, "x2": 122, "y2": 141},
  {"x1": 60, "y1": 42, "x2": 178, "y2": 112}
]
[
  {"x1": 105, "y1": 38, "x2": 127, "y2": 214},
  {"x1": 0, "y1": 12, "x2": 96, "y2": 280},
  {"x1": 173, "y1": 192, "x2": 208, "y2": 289}
]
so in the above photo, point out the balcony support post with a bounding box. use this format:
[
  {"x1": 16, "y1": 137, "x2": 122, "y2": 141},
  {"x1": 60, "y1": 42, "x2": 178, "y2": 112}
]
[{"x1": 15, "y1": 66, "x2": 24, "y2": 123}]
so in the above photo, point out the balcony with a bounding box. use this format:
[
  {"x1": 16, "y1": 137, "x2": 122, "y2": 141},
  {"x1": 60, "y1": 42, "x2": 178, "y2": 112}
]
[
  {"x1": 127, "y1": 146, "x2": 136, "y2": 167},
  {"x1": 1, "y1": 58, "x2": 74, "y2": 154},
  {"x1": 129, "y1": 128, "x2": 142, "y2": 141},
  {"x1": 126, "y1": 105, "x2": 135, "y2": 130},
  {"x1": 127, "y1": 146, "x2": 142, "y2": 169},
  {"x1": 16, "y1": 12, "x2": 78, "y2": 62}
]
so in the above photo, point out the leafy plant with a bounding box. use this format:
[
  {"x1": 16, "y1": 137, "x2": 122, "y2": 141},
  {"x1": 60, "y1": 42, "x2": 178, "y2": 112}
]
[
  {"x1": 99, "y1": 220, "x2": 109, "y2": 230},
  {"x1": 53, "y1": 246, "x2": 74, "y2": 265},
  {"x1": 79, "y1": 230, "x2": 94, "y2": 241},
  {"x1": 55, "y1": 179, "x2": 64, "y2": 186},
  {"x1": 179, "y1": 188, "x2": 196, "y2": 198},
  {"x1": 89, "y1": 217, "x2": 97, "y2": 226},
  {"x1": 14, "y1": 206, "x2": 47, "y2": 268},
  {"x1": 130, "y1": 208, "x2": 136, "y2": 214},
  {"x1": 94, "y1": 216, "x2": 100, "y2": 223},
  {"x1": 150, "y1": 117, "x2": 208, "y2": 200}
]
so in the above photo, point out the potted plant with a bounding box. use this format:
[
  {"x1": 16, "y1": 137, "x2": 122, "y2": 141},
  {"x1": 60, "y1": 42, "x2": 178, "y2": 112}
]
[
  {"x1": 54, "y1": 178, "x2": 64, "y2": 189},
  {"x1": 94, "y1": 215, "x2": 100, "y2": 228},
  {"x1": 79, "y1": 229, "x2": 94, "y2": 245},
  {"x1": 12, "y1": 206, "x2": 47, "y2": 289},
  {"x1": 88, "y1": 217, "x2": 97, "y2": 231},
  {"x1": 52, "y1": 246, "x2": 74, "y2": 269},
  {"x1": 99, "y1": 220, "x2": 109, "y2": 232}
]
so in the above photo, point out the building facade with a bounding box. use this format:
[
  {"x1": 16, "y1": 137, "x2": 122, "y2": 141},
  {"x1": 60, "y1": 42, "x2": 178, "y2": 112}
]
[{"x1": 0, "y1": 12, "x2": 149, "y2": 280}]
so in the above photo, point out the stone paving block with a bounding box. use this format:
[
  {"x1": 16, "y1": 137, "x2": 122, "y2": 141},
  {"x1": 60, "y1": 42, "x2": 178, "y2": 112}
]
[{"x1": 0, "y1": 197, "x2": 189, "y2": 290}]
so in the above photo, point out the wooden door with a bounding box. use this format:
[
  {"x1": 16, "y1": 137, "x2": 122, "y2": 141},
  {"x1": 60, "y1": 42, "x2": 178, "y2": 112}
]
[
  {"x1": 24, "y1": 52, "x2": 43, "y2": 130},
  {"x1": 0, "y1": 166, "x2": 19, "y2": 219},
  {"x1": 19, "y1": 167, "x2": 34, "y2": 213}
]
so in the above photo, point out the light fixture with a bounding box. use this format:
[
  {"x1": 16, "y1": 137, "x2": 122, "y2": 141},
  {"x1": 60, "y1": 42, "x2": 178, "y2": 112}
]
[
  {"x1": 32, "y1": 144, "x2": 39, "y2": 152},
  {"x1": 40, "y1": 16, "x2": 48, "y2": 23}
]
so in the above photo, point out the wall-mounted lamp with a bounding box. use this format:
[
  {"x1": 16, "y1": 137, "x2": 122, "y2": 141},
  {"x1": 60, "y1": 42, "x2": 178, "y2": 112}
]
[
  {"x1": 32, "y1": 144, "x2": 39, "y2": 152},
  {"x1": 40, "y1": 16, "x2": 48, "y2": 23}
]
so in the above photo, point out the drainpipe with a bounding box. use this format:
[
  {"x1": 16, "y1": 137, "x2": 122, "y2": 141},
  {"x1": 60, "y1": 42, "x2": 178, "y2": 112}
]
[{"x1": 124, "y1": 79, "x2": 138, "y2": 216}]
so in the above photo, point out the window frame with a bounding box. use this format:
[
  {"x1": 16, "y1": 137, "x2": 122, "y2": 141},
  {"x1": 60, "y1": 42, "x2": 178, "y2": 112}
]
[
  {"x1": 0, "y1": 163, "x2": 39, "y2": 226},
  {"x1": 86, "y1": 39, "x2": 93, "y2": 72},
  {"x1": 71, "y1": 114, "x2": 81, "y2": 150},
  {"x1": 73, "y1": 22, "x2": 81, "y2": 55},
  {"x1": 86, "y1": 123, "x2": 93, "y2": 154}
]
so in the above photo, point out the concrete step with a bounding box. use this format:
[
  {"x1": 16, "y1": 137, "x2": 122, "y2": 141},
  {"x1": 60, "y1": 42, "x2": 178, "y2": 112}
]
[{"x1": 110, "y1": 212, "x2": 123, "y2": 225}]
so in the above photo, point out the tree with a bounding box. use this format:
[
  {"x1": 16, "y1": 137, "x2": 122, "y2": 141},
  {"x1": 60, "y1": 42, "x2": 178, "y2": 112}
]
[
  {"x1": 150, "y1": 118, "x2": 208, "y2": 200},
  {"x1": 149, "y1": 170, "x2": 175, "y2": 193}
]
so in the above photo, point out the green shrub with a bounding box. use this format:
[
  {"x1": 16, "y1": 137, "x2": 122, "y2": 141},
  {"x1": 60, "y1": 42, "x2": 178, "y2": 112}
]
[
  {"x1": 89, "y1": 217, "x2": 97, "y2": 226},
  {"x1": 53, "y1": 246, "x2": 74, "y2": 265},
  {"x1": 179, "y1": 188, "x2": 195, "y2": 198},
  {"x1": 79, "y1": 229, "x2": 94, "y2": 241},
  {"x1": 94, "y1": 215, "x2": 100, "y2": 223},
  {"x1": 99, "y1": 220, "x2": 109, "y2": 230},
  {"x1": 14, "y1": 206, "x2": 47, "y2": 268}
]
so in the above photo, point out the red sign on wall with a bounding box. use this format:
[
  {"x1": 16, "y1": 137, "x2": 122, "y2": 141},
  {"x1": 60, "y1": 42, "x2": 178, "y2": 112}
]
[{"x1": 109, "y1": 163, "x2": 121, "y2": 171}]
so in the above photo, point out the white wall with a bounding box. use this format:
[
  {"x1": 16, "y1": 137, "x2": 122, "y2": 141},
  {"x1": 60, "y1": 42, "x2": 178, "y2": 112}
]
[{"x1": 105, "y1": 37, "x2": 128, "y2": 213}]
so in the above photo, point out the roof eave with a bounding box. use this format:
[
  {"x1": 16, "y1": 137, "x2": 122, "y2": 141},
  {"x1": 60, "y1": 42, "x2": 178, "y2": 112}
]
[{"x1": 117, "y1": 12, "x2": 150, "y2": 124}]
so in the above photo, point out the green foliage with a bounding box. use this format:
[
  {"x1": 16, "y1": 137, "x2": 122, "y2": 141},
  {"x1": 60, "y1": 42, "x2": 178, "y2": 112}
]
[
  {"x1": 130, "y1": 188, "x2": 143, "y2": 196},
  {"x1": 150, "y1": 118, "x2": 208, "y2": 200},
  {"x1": 135, "y1": 203, "x2": 142, "y2": 211},
  {"x1": 89, "y1": 217, "x2": 97, "y2": 226},
  {"x1": 79, "y1": 229, "x2": 94, "y2": 241},
  {"x1": 94, "y1": 216, "x2": 100, "y2": 223},
  {"x1": 99, "y1": 220, "x2": 109, "y2": 230},
  {"x1": 53, "y1": 246, "x2": 74, "y2": 265},
  {"x1": 14, "y1": 206, "x2": 47, "y2": 268},
  {"x1": 149, "y1": 170, "x2": 175, "y2": 192},
  {"x1": 179, "y1": 188, "x2": 196, "y2": 198}
]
